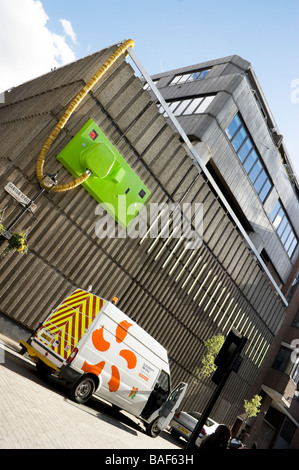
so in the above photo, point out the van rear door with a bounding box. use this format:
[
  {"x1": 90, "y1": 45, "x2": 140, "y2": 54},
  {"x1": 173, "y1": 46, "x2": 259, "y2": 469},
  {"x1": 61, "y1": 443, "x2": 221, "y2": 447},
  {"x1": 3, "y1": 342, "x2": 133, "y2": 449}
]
[{"x1": 33, "y1": 289, "x2": 105, "y2": 367}]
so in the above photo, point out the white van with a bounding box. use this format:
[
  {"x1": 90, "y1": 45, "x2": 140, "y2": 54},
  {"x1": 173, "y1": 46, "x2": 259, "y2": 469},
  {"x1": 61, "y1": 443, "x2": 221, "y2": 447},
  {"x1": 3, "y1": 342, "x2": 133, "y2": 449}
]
[{"x1": 20, "y1": 288, "x2": 187, "y2": 437}]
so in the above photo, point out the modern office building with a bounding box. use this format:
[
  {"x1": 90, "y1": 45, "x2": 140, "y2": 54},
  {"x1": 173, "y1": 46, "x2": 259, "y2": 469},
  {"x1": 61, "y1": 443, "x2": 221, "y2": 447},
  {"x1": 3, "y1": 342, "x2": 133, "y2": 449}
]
[
  {"x1": 0, "y1": 42, "x2": 298, "y2": 447},
  {"x1": 148, "y1": 55, "x2": 299, "y2": 448}
]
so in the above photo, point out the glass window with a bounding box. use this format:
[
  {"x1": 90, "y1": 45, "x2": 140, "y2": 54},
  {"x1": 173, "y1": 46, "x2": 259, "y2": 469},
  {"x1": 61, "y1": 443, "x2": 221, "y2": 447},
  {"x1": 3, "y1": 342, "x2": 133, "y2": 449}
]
[
  {"x1": 195, "y1": 95, "x2": 215, "y2": 113},
  {"x1": 238, "y1": 138, "x2": 253, "y2": 163},
  {"x1": 169, "y1": 75, "x2": 182, "y2": 86},
  {"x1": 173, "y1": 99, "x2": 192, "y2": 116},
  {"x1": 254, "y1": 170, "x2": 267, "y2": 193},
  {"x1": 143, "y1": 79, "x2": 159, "y2": 90},
  {"x1": 232, "y1": 127, "x2": 247, "y2": 151},
  {"x1": 277, "y1": 217, "x2": 288, "y2": 237},
  {"x1": 272, "y1": 346, "x2": 293, "y2": 374},
  {"x1": 291, "y1": 362, "x2": 299, "y2": 384},
  {"x1": 244, "y1": 149, "x2": 258, "y2": 174},
  {"x1": 259, "y1": 180, "x2": 271, "y2": 202},
  {"x1": 189, "y1": 72, "x2": 201, "y2": 81},
  {"x1": 273, "y1": 208, "x2": 284, "y2": 229},
  {"x1": 165, "y1": 95, "x2": 216, "y2": 116},
  {"x1": 270, "y1": 200, "x2": 281, "y2": 222},
  {"x1": 156, "y1": 370, "x2": 170, "y2": 395},
  {"x1": 269, "y1": 200, "x2": 299, "y2": 257},
  {"x1": 200, "y1": 70, "x2": 210, "y2": 78},
  {"x1": 280, "y1": 224, "x2": 292, "y2": 244},
  {"x1": 178, "y1": 74, "x2": 191, "y2": 84},
  {"x1": 226, "y1": 113, "x2": 273, "y2": 205},
  {"x1": 168, "y1": 101, "x2": 181, "y2": 112},
  {"x1": 226, "y1": 114, "x2": 241, "y2": 139},
  {"x1": 280, "y1": 419, "x2": 296, "y2": 443},
  {"x1": 288, "y1": 238, "x2": 298, "y2": 257},
  {"x1": 169, "y1": 69, "x2": 210, "y2": 86},
  {"x1": 249, "y1": 160, "x2": 263, "y2": 184},
  {"x1": 285, "y1": 231, "x2": 295, "y2": 251},
  {"x1": 183, "y1": 97, "x2": 203, "y2": 114}
]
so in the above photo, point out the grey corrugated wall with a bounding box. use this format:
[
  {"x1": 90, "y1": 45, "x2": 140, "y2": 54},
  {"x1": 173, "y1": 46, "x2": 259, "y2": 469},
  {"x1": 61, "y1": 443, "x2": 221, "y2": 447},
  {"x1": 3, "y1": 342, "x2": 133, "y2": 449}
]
[{"x1": 0, "y1": 44, "x2": 286, "y2": 425}]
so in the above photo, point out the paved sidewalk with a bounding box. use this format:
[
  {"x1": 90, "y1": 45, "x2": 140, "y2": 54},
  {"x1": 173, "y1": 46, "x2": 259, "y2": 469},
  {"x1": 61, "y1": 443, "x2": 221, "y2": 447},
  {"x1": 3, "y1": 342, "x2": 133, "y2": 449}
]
[{"x1": 0, "y1": 337, "x2": 182, "y2": 450}]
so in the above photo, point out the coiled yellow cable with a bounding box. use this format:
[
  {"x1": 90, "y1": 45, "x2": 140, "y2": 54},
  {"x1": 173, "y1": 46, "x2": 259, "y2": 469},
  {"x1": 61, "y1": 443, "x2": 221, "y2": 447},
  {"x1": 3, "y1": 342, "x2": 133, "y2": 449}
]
[{"x1": 36, "y1": 39, "x2": 134, "y2": 192}]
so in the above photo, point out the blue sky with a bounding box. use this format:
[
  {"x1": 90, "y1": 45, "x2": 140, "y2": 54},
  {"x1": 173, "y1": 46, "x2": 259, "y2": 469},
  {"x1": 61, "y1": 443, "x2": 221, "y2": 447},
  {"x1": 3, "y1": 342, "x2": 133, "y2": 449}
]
[{"x1": 1, "y1": 0, "x2": 298, "y2": 177}]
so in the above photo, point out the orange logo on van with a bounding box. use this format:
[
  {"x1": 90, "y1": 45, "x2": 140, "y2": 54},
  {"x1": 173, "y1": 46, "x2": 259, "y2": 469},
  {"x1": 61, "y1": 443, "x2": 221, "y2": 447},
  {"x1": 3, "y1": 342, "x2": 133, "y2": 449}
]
[
  {"x1": 81, "y1": 320, "x2": 137, "y2": 392},
  {"x1": 129, "y1": 387, "x2": 138, "y2": 399}
]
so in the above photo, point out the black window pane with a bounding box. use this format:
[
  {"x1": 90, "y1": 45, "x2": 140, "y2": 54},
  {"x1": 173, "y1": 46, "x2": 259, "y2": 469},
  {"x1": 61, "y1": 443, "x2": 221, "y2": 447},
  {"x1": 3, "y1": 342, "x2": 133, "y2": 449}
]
[{"x1": 272, "y1": 347, "x2": 292, "y2": 373}]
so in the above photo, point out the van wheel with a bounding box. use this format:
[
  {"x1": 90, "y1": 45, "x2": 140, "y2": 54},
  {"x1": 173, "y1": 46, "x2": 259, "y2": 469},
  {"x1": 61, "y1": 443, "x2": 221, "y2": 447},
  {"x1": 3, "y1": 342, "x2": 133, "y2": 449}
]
[
  {"x1": 69, "y1": 375, "x2": 96, "y2": 404},
  {"x1": 146, "y1": 418, "x2": 161, "y2": 438}
]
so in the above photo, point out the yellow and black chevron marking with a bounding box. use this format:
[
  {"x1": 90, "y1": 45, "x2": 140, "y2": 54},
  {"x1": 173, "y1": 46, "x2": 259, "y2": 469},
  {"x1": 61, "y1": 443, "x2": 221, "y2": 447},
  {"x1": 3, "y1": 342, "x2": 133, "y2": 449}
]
[{"x1": 38, "y1": 289, "x2": 105, "y2": 359}]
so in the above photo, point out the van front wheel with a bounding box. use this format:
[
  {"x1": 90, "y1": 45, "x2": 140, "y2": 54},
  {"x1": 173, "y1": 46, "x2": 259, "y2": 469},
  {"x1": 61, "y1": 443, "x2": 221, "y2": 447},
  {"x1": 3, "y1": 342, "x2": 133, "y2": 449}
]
[
  {"x1": 69, "y1": 375, "x2": 96, "y2": 404},
  {"x1": 145, "y1": 418, "x2": 161, "y2": 438}
]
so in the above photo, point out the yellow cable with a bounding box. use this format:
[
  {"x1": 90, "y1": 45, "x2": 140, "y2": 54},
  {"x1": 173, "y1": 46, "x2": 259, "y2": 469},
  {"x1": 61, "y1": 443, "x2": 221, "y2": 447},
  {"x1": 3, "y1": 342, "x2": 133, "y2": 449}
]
[{"x1": 36, "y1": 39, "x2": 134, "y2": 192}]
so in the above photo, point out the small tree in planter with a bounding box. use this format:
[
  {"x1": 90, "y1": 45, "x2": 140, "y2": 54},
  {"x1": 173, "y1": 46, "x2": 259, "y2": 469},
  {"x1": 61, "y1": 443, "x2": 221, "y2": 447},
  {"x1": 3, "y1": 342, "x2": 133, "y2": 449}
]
[
  {"x1": 194, "y1": 334, "x2": 225, "y2": 382},
  {"x1": 0, "y1": 209, "x2": 28, "y2": 257},
  {"x1": 237, "y1": 394, "x2": 262, "y2": 443},
  {"x1": 244, "y1": 394, "x2": 262, "y2": 421}
]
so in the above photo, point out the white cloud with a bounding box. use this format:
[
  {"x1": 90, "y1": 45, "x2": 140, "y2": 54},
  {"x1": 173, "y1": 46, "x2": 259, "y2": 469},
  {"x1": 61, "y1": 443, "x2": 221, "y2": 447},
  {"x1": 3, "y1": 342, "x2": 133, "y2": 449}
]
[
  {"x1": 52, "y1": 33, "x2": 76, "y2": 64},
  {"x1": 59, "y1": 19, "x2": 77, "y2": 44},
  {"x1": 0, "y1": 0, "x2": 77, "y2": 92}
]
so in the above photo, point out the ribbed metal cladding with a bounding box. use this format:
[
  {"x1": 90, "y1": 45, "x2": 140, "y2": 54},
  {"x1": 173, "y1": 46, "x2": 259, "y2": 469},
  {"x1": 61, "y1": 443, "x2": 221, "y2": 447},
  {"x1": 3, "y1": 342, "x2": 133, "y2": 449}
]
[{"x1": 0, "y1": 44, "x2": 287, "y2": 425}]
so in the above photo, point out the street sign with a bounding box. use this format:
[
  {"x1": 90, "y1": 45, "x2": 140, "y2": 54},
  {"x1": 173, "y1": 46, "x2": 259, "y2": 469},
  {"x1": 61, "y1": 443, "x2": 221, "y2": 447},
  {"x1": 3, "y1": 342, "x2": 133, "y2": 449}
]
[
  {"x1": 4, "y1": 182, "x2": 37, "y2": 213},
  {"x1": 2, "y1": 230, "x2": 12, "y2": 240}
]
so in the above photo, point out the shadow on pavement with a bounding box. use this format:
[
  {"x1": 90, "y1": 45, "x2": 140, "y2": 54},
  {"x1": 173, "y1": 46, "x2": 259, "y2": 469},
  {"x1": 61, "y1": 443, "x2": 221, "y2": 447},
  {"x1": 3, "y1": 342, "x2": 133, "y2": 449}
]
[{"x1": 1, "y1": 342, "x2": 183, "y2": 446}]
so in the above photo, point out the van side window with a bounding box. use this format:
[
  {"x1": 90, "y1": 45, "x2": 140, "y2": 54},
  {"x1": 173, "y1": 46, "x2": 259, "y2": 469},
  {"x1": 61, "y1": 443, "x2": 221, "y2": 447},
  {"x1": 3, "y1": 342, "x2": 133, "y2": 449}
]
[
  {"x1": 141, "y1": 370, "x2": 171, "y2": 420},
  {"x1": 155, "y1": 370, "x2": 170, "y2": 396}
]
